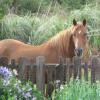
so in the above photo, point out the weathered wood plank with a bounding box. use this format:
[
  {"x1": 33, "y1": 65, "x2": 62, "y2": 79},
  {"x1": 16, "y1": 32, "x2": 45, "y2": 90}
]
[
  {"x1": 56, "y1": 57, "x2": 65, "y2": 84},
  {"x1": 46, "y1": 66, "x2": 56, "y2": 97},
  {"x1": 18, "y1": 57, "x2": 30, "y2": 81},
  {"x1": 10, "y1": 59, "x2": 17, "y2": 69},
  {"x1": 30, "y1": 58, "x2": 36, "y2": 84},
  {"x1": 0, "y1": 57, "x2": 9, "y2": 66},
  {"x1": 91, "y1": 56, "x2": 100, "y2": 83},
  {"x1": 73, "y1": 56, "x2": 81, "y2": 79},
  {"x1": 66, "y1": 58, "x2": 71, "y2": 82},
  {"x1": 84, "y1": 62, "x2": 88, "y2": 81},
  {"x1": 36, "y1": 56, "x2": 45, "y2": 94},
  {"x1": 91, "y1": 56, "x2": 96, "y2": 83},
  {"x1": 24, "y1": 65, "x2": 31, "y2": 81}
]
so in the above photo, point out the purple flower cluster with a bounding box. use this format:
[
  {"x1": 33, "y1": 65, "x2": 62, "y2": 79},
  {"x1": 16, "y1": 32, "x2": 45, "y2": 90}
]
[
  {"x1": 22, "y1": 92, "x2": 37, "y2": 100},
  {"x1": 0, "y1": 66, "x2": 12, "y2": 80},
  {"x1": 16, "y1": 83, "x2": 37, "y2": 99},
  {"x1": 0, "y1": 66, "x2": 38, "y2": 99}
]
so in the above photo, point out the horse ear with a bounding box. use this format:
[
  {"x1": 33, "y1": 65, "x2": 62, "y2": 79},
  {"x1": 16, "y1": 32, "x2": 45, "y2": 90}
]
[
  {"x1": 83, "y1": 19, "x2": 86, "y2": 26},
  {"x1": 73, "y1": 19, "x2": 77, "y2": 26}
]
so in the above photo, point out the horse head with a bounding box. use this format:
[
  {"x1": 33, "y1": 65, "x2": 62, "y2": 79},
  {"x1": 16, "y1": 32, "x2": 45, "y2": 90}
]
[{"x1": 71, "y1": 19, "x2": 88, "y2": 57}]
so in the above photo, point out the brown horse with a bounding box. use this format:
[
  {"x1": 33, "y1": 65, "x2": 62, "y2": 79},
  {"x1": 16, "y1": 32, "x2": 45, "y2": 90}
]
[{"x1": 0, "y1": 19, "x2": 88, "y2": 63}]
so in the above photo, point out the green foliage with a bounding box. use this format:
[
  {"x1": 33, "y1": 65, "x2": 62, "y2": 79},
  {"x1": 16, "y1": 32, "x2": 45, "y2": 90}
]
[
  {"x1": 0, "y1": 0, "x2": 95, "y2": 15},
  {"x1": 0, "y1": 0, "x2": 13, "y2": 14},
  {"x1": 1, "y1": 14, "x2": 65, "y2": 44},
  {"x1": 0, "y1": 1, "x2": 100, "y2": 47},
  {"x1": 0, "y1": 67, "x2": 44, "y2": 100},
  {"x1": 52, "y1": 80, "x2": 100, "y2": 100},
  {"x1": 1, "y1": 14, "x2": 33, "y2": 42},
  {"x1": 15, "y1": 0, "x2": 97, "y2": 14},
  {"x1": 17, "y1": 0, "x2": 43, "y2": 13},
  {"x1": 62, "y1": 0, "x2": 87, "y2": 9},
  {"x1": 31, "y1": 15, "x2": 65, "y2": 45}
]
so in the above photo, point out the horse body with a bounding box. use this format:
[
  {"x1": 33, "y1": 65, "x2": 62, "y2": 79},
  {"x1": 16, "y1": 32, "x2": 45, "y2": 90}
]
[
  {"x1": 0, "y1": 19, "x2": 89, "y2": 63},
  {"x1": 0, "y1": 39, "x2": 59, "y2": 62},
  {"x1": 0, "y1": 30, "x2": 74, "y2": 63},
  {"x1": 10, "y1": 42, "x2": 59, "y2": 63}
]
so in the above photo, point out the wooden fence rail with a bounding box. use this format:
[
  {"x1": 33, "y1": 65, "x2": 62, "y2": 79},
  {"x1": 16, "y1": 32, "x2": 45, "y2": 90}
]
[{"x1": 0, "y1": 56, "x2": 100, "y2": 96}]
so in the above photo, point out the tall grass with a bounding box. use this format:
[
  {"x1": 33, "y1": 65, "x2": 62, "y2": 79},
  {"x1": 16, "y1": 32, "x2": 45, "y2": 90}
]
[
  {"x1": 1, "y1": 14, "x2": 65, "y2": 44},
  {"x1": 0, "y1": 4, "x2": 100, "y2": 46},
  {"x1": 52, "y1": 80, "x2": 100, "y2": 100}
]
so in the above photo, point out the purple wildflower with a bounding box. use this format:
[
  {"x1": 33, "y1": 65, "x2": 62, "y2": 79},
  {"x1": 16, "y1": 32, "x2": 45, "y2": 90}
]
[
  {"x1": 23, "y1": 92, "x2": 31, "y2": 98},
  {"x1": 0, "y1": 66, "x2": 12, "y2": 80},
  {"x1": 23, "y1": 92, "x2": 37, "y2": 99}
]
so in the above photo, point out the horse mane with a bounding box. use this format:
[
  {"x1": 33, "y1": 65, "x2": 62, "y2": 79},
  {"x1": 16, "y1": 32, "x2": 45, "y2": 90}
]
[{"x1": 46, "y1": 28, "x2": 75, "y2": 58}]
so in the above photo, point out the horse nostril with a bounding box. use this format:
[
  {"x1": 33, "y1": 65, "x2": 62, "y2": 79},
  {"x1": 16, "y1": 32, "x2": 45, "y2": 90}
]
[
  {"x1": 74, "y1": 48, "x2": 83, "y2": 57},
  {"x1": 79, "y1": 48, "x2": 83, "y2": 53}
]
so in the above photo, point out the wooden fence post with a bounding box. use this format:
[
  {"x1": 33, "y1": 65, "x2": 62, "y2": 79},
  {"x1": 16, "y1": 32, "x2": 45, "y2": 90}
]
[
  {"x1": 10, "y1": 59, "x2": 16, "y2": 69},
  {"x1": 91, "y1": 56, "x2": 99, "y2": 83},
  {"x1": 56, "y1": 56, "x2": 65, "y2": 84},
  {"x1": 73, "y1": 56, "x2": 81, "y2": 79},
  {"x1": 30, "y1": 58, "x2": 36, "y2": 84},
  {"x1": 0, "y1": 57, "x2": 9, "y2": 67},
  {"x1": 84, "y1": 62, "x2": 88, "y2": 81},
  {"x1": 36, "y1": 56, "x2": 45, "y2": 94},
  {"x1": 18, "y1": 57, "x2": 30, "y2": 81},
  {"x1": 47, "y1": 66, "x2": 56, "y2": 97},
  {"x1": 66, "y1": 58, "x2": 72, "y2": 82}
]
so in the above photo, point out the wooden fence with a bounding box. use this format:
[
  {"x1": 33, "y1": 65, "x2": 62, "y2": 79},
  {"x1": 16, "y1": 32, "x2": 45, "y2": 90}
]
[{"x1": 0, "y1": 56, "x2": 100, "y2": 96}]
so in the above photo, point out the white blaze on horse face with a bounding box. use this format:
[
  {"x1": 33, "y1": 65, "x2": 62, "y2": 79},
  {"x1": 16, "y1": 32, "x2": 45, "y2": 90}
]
[
  {"x1": 75, "y1": 38, "x2": 79, "y2": 49},
  {"x1": 79, "y1": 30, "x2": 81, "y2": 34},
  {"x1": 74, "y1": 30, "x2": 82, "y2": 49}
]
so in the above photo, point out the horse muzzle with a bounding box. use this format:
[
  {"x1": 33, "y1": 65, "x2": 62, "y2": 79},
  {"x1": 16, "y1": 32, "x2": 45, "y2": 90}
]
[{"x1": 74, "y1": 48, "x2": 83, "y2": 57}]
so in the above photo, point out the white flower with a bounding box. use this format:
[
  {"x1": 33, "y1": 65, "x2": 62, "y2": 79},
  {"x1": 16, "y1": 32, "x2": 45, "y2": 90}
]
[
  {"x1": 60, "y1": 85, "x2": 64, "y2": 90},
  {"x1": 56, "y1": 80, "x2": 60, "y2": 84},
  {"x1": 13, "y1": 69, "x2": 18, "y2": 76},
  {"x1": 32, "y1": 97, "x2": 37, "y2": 100}
]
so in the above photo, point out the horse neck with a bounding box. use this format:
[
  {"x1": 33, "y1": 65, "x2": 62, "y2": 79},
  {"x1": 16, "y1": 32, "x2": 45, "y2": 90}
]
[{"x1": 47, "y1": 29, "x2": 75, "y2": 58}]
